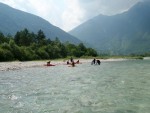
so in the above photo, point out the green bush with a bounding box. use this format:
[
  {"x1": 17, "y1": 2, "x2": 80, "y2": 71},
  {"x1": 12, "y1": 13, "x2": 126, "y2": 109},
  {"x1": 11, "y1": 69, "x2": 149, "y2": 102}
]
[
  {"x1": 0, "y1": 48, "x2": 14, "y2": 61},
  {"x1": 37, "y1": 47, "x2": 49, "y2": 59}
]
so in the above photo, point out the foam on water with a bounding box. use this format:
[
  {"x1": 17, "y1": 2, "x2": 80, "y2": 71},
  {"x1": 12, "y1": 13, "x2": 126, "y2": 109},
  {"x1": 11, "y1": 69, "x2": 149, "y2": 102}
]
[{"x1": 0, "y1": 59, "x2": 150, "y2": 113}]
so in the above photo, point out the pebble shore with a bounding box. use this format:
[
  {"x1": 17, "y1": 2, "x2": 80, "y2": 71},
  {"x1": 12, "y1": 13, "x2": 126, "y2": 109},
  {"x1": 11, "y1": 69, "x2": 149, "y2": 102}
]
[
  {"x1": 0, "y1": 60, "x2": 86, "y2": 71},
  {"x1": 0, "y1": 61, "x2": 46, "y2": 71},
  {"x1": 0, "y1": 58, "x2": 126, "y2": 71}
]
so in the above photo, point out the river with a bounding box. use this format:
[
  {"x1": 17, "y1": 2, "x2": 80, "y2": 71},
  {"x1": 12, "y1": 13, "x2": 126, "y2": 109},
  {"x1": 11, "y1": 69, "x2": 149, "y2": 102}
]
[{"x1": 0, "y1": 59, "x2": 150, "y2": 113}]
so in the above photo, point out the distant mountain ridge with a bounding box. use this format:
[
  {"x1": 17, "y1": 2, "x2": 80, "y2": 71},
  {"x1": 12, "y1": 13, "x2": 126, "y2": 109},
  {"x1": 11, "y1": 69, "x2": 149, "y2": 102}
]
[
  {"x1": 69, "y1": 1, "x2": 150, "y2": 55},
  {"x1": 0, "y1": 3, "x2": 81, "y2": 44}
]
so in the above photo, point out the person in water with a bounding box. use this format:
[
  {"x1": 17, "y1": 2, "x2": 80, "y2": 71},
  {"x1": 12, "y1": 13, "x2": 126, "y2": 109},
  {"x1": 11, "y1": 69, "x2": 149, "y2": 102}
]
[
  {"x1": 47, "y1": 61, "x2": 51, "y2": 65},
  {"x1": 76, "y1": 60, "x2": 79, "y2": 64},
  {"x1": 91, "y1": 59, "x2": 101, "y2": 65},
  {"x1": 91, "y1": 58, "x2": 96, "y2": 65},
  {"x1": 67, "y1": 60, "x2": 70, "y2": 65},
  {"x1": 96, "y1": 60, "x2": 101, "y2": 65},
  {"x1": 70, "y1": 57, "x2": 74, "y2": 63},
  {"x1": 71, "y1": 61, "x2": 75, "y2": 67}
]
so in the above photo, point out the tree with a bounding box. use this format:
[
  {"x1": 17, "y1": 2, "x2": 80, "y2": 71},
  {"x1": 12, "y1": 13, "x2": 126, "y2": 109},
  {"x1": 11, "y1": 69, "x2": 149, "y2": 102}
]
[
  {"x1": 23, "y1": 47, "x2": 39, "y2": 60},
  {"x1": 0, "y1": 47, "x2": 14, "y2": 61},
  {"x1": 78, "y1": 43, "x2": 87, "y2": 52},
  {"x1": 37, "y1": 47, "x2": 49, "y2": 59},
  {"x1": 14, "y1": 28, "x2": 35, "y2": 46},
  {"x1": 86, "y1": 48, "x2": 98, "y2": 57},
  {"x1": 36, "y1": 29, "x2": 47, "y2": 45},
  {"x1": 51, "y1": 45, "x2": 61, "y2": 58},
  {"x1": 78, "y1": 43, "x2": 87, "y2": 57},
  {"x1": 59, "y1": 44, "x2": 67, "y2": 58},
  {"x1": 0, "y1": 32, "x2": 5, "y2": 44},
  {"x1": 1, "y1": 42, "x2": 11, "y2": 51},
  {"x1": 0, "y1": 29, "x2": 98, "y2": 61},
  {"x1": 9, "y1": 39, "x2": 22, "y2": 60}
]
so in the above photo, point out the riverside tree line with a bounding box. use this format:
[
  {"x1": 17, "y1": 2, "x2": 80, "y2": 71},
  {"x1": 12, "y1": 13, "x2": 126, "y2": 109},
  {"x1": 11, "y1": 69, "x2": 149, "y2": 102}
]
[{"x1": 0, "y1": 29, "x2": 98, "y2": 61}]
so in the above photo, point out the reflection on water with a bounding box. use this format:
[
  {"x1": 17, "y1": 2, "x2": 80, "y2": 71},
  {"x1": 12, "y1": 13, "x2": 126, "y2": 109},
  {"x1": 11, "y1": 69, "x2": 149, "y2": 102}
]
[{"x1": 0, "y1": 60, "x2": 150, "y2": 113}]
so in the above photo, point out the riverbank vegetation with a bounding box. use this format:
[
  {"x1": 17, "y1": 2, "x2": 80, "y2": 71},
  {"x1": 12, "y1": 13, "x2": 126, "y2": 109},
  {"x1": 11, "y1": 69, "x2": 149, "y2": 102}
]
[
  {"x1": 1, "y1": 29, "x2": 150, "y2": 62},
  {"x1": 0, "y1": 29, "x2": 98, "y2": 61}
]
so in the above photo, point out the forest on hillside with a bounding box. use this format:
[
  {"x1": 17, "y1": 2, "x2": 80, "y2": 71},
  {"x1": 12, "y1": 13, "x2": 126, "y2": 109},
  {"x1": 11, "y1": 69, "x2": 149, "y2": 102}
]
[{"x1": 0, "y1": 29, "x2": 98, "y2": 61}]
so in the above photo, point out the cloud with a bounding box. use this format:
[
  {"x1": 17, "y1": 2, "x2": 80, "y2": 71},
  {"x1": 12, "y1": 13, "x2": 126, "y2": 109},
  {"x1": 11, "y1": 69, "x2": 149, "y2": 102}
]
[
  {"x1": 0, "y1": 0, "x2": 140, "y2": 31},
  {"x1": 62, "y1": 0, "x2": 85, "y2": 31},
  {"x1": 19, "y1": 0, "x2": 64, "y2": 28},
  {"x1": 79, "y1": 0, "x2": 140, "y2": 18},
  {"x1": 0, "y1": 0, "x2": 27, "y2": 11}
]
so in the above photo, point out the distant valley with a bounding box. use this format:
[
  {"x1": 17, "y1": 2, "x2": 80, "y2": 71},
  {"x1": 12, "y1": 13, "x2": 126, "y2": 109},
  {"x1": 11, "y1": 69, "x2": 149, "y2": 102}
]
[{"x1": 69, "y1": 1, "x2": 150, "y2": 55}]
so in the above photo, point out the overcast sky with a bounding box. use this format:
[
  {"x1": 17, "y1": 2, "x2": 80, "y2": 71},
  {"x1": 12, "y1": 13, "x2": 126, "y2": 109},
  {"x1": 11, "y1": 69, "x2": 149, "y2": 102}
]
[{"x1": 0, "y1": 0, "x2": 141, "y2": 31}]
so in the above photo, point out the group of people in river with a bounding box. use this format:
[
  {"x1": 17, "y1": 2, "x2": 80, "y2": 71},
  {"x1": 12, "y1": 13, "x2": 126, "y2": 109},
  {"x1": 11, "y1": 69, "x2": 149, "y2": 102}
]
[
  {"x1": 67, "y1": 57, "x2": 101, "y2": 67},
  {"x1": 46, "y1": 57, "x2": 80, "y2": 67},
  {"x1": 91, "y1": 58, "x2": 101, "y2": 65},
  {"x1": 46, "y1": 57, "x2": 100, "y2": 67},
  {"x1": 66, "y1": 57, "x2": 80, "y2": 67}
]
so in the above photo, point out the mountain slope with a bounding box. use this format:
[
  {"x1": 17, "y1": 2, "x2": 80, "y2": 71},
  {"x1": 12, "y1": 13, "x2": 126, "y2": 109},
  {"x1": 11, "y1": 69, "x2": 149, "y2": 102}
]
[
  {"x1": 69, "y1": 1, "x2": 150, "y2": 55},
  {"x1": 0, "y1": 3, "x2": 81, "y2": 44}
]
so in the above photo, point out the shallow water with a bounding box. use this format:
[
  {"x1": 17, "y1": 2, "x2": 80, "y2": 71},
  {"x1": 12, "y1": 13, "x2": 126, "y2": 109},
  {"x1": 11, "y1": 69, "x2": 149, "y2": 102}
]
[{"x1": 0, "y1": 59, "x2": 150, "y2": 113}]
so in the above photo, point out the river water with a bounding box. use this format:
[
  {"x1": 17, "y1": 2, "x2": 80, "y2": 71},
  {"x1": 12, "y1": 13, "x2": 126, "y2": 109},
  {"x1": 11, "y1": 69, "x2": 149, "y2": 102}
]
[{"x1": 0, "y1": 59, "x2": 150, "y2": 113}]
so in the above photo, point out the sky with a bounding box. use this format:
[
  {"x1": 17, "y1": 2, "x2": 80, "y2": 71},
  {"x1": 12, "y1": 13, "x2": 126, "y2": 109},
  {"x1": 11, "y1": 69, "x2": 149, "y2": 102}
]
[{"x1": 0, "y1": 0, "x2": 141, "y2": 31}]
